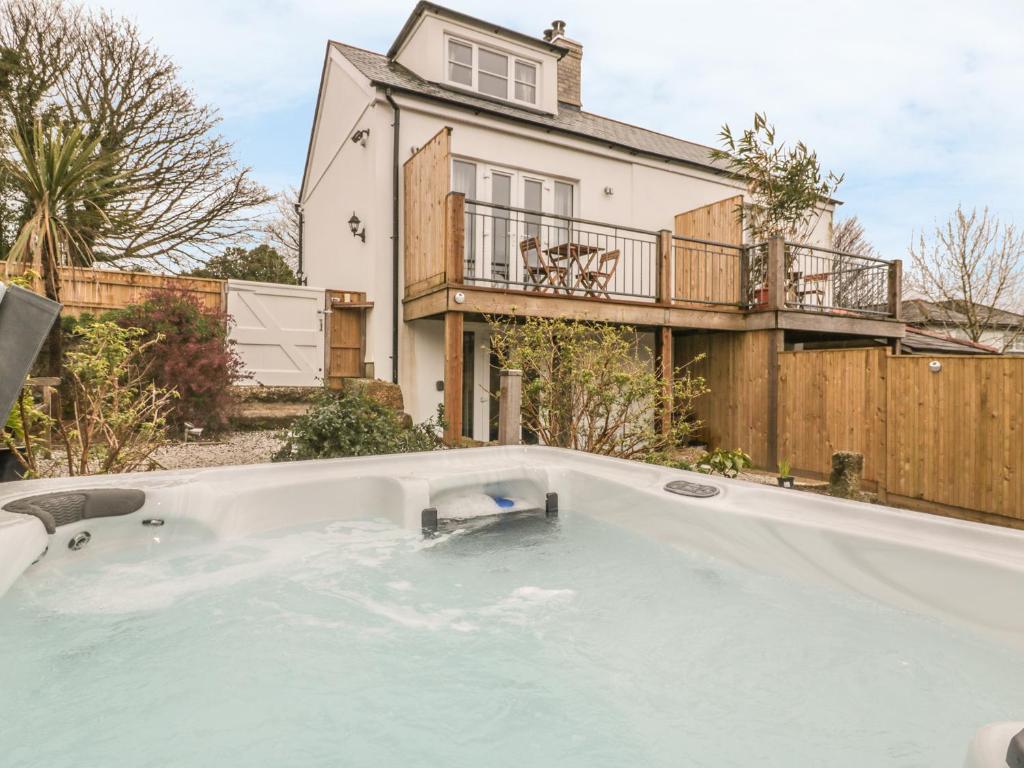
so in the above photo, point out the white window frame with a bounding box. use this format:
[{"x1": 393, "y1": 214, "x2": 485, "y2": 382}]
[{"x1": 444, "y1": 35, "x2": 539, "y2": 106}]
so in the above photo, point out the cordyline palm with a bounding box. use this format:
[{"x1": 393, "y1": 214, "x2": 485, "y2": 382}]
[{"x1": 4, "y1": 120, "x2": 125, "y2": 372}]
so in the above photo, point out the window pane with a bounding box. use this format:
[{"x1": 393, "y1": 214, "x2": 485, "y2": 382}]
[
  {"x1": 523, "y1": 179, "x2": 542, "y2": 258},
  {"x1": 491, "y1": 173, "x2": 511, "y2": 280},
  {"x1": 478, "y1": 71, "x2": 507, "y2": 98},
  {"x1": 448, "y1": 40, "x2": 472, "y2": 66},
  {"x1": 514, "y1": 82, "x2": 536, "y2": 103},
  {"x1": 515, "y1": 61, "x2": 536, "y2": 85},
  {"x1": 554, "y1": 182, "x2": 573, "y2": 217},
  {"x1": 478, "y1": 48, "x2": 507, "y2": 75},
  {"x1": 449, "y1": 62, "x2": 472, "y2": 86},
  {"x1": 452, "y1": 161, "x2": 477, "y2": 275}
]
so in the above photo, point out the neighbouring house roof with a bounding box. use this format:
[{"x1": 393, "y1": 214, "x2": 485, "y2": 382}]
[
  {"x1": 900, "y1": 326, "x2": 999, "y2": 355},
  {"x1": 330, "y1": 41, "x2": 732, "y2": 175},
  {"x1": 902, "y1": 298, "x2": 1024, "y2": 330}
]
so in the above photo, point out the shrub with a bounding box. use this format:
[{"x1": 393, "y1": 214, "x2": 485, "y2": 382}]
[
  {"x1": 646, "y1": 447, "x2": 753, "y2": 478},
  {"x1": 272, "y1": 389, "x2": 443, "y2": 462},
  {"x1": 489, "y1": 316, "x2": 708, "y2": 460},
  {"x1": 4, "y1": 322, "x2": 175, "y2": 477},
  {"x1": 108, "y1": 289, "x2": 246, "y2": 432}
]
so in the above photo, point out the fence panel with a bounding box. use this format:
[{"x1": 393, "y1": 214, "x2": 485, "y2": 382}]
[
  {"x1": 2, "y1": 263, "x2": 225, "y2": 316},
  {"x1": 885, "y1": 355, "x2": 1024, "y2": 522}
]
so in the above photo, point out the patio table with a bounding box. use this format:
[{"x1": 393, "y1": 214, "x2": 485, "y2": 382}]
[{"x1": 545, "y1": 242, "x2": 601, "y2": 293}]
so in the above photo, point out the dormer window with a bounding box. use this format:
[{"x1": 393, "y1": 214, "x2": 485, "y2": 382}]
[{"x1": 445, "y1": 37, "x2": 538, "y2": 105}]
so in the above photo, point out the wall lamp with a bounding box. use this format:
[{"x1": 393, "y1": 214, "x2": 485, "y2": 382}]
[
  {"x1": 351, "y1": 128, "x2": 370, "y2": 146},
  {"x1": 348, "y1": 212, "x2": 366, "y2": 242}
]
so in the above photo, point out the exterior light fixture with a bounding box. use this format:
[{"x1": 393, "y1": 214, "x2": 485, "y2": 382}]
[
  {"x1": 929, "y1": 360, "x2": 942, "y2": 373},
  {"x1": 454, "y1": 291, "x2": 466, "y2": 304},
  {"x1": 351, "y1": 129, "x2": 370, "y2": 146},
  {"x1": 348, "y1": 212, "x2": 366, "y2": 242}
]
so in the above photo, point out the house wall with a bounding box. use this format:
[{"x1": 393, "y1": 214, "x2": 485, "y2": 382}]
[
  {"x1": 301, "y1": 51, "x2": 397, "y2": 384},
  {"x1": 304, "y1": 80, "x2": 836, "y2": 424}
]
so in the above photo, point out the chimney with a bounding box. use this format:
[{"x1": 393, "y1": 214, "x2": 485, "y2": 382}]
[{"x1": 544, "y1": 19, "x2": 582, "y2": 109}]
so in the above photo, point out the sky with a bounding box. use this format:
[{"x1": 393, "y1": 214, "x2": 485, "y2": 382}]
[{"x1": 83, "y1": 0, "x2": 1024, "y2": 261}]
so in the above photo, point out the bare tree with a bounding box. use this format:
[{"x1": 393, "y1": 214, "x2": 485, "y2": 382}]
[
  {"x1": 263, "y1": 186, "x2": 300, "y2": 271},
  {"x1": 908, "y1": 205, "x2": 1024, "y2": 351},
  {"x1": 832, "y1": 216, "x2": 878, "y2": 257},
  {"x1": 831, "y1": 215, "x2": 884, "y2": 310},
  {"x1": 0, "y1": 0, "x2": 269, "y2": 271}
]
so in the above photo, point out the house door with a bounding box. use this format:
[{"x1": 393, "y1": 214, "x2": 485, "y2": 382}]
[
  {"x1": 461, "y1": 331, "x2": 475, "y2": 439},
  {"x1": 452, "y1": 159, "x2": 477, "y2": 278}
]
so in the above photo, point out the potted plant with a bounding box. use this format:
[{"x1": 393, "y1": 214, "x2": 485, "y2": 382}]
[{"x1": 777, "y1": 458, "x2": 795, "y2": 488}]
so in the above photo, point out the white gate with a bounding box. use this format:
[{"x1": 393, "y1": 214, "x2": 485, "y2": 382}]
[{"x1": 227, "y1": 279, "x2": 326, "y2": 386}]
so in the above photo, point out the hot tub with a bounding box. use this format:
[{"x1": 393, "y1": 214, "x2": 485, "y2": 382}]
[{"x1": 0, "y1": 446, "x2": 1021, "y2": 767}]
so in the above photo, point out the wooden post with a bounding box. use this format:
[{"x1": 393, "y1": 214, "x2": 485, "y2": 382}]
[
  {"x1": 766, "y1": 329, "x2": 784, "y2": 469},
  {"x1": 445, "y1": 192, "x2": 465, "y2": 284},
  {"x1": 738, "y1": 246, "x2": 750, "y2": 307},
  {"x1": 443, "y1": 311, "x2": 463, "y2": 444},
  {"x1": 654, "y1": 326, "x2": 674, "y2": 436},
  {"x1": 888, "y1": 259, "x2": 903, "y2": 320},
  {"x1": 657, "y1": 230, "x2": 673, "y2": 304},
  {"x1": 766, "y1": 236, "x2": 787, "y2": 311},
  {"x1": 497, "y1": 369, "x2": 523, "y2": 445}
]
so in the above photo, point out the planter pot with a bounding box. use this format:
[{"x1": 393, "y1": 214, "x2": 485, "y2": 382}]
[
  {"x1": 0, "y1": 446, "x2": 26, "y2": 482},
  {"x1": 777, "y1": 476, "x2": 795, "y2": 489},
  {"x1": 753, "y1": 287, "x2": 770, "y2": 309}
]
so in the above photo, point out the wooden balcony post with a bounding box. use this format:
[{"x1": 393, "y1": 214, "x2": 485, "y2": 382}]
[
  {"x1": 766, "y1": 236, "x2": 787, "y2": 311},
  {"x1": 445, "y1": 192, "x2": 465, "y2": 284},
  {"x1": 657, "y1": 230, "x2": 673, "y2": 303},
  {"x1": 654, "y1": 326, "x2": 674, "y2": 436},
  {"x1": 443, "y1": 311, "x2": 463, "y2": 444},
  {"x1": 497, "y1": 369, "x2": 523, "y2": 445},
  {"x1": 888, "y1": 259, "x2": 903, "y2": 320}
]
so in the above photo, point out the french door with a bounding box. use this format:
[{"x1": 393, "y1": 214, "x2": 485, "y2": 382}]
[{"x1": 451, "y1": 159, "x2": 575, "y2": 285}]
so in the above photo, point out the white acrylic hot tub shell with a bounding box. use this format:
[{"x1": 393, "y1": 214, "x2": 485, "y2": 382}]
[{"x1": 0, "y1": 446, "x2": 1021, "y2": 766}]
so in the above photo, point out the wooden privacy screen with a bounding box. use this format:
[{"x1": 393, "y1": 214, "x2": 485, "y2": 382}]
[
  {"x1": 403, "y1": 127, "x2": 451, "y2": 297},
  {"x1": 2, "y1": 263, "x2": 225, "y2": 317},
  {"x1": 673, "y1": 195, "x2": 743, "y2": 305},
  {"x1": 676, "y1": 329, "x2": 776, "y2": 468},
  {"x1": 777, "y1": 348, "x2": 888, "y2": 486},
  {"x1": 778, "y1": 349, "x2": 1024, "y2": 527},
  {"x1": 325, "y1": 290, "x2": 371, "y2": 387}
]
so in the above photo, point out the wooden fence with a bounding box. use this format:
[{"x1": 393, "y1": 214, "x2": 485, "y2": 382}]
[
  {"x1": 777, "y1": 349, "x2": 1024, "y2": 529},
  {"x1": 2, "y1": 263, "x2": 225, "y2": 317}
]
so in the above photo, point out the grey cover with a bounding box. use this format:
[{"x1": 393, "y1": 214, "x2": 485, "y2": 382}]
[
  {"x1": 3, "y1": 489, "x2": 146, "y2": 534},
  {"x1": 0, "y1": 283, "x2": 61, "y2": 423}
]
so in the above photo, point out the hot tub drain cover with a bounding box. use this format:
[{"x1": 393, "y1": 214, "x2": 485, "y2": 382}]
[{"x1": 664, "y1": 480, "x2": 720, "y2": 498}]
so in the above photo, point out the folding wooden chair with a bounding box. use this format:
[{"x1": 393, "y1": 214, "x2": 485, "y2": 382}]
[
  {"x1": 519, "y1": 237, "x2": 567, "y2": 292},
  {"x1": 579, "y1": 249, "x2": 620, "y2": 298}
]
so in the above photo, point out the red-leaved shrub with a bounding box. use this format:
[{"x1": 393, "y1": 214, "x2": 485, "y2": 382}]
[{"x1": 109, "y1": 289, "x2": 247, "y2": 433}]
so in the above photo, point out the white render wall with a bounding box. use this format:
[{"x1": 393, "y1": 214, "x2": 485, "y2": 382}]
[{"x1": 303, "y1": 78, "x2": 836, "y2": 425}]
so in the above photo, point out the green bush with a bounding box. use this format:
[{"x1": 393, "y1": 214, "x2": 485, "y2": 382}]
[{"x1": 272, "y1": 389, "x2": 443, "y2": 462}]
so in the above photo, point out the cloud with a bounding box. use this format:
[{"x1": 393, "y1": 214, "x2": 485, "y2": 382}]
[{"x1": 82, "y1": 0, "x2": 1024, "y2": 258}]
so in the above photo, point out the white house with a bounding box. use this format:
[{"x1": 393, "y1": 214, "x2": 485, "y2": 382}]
[{"x1": 299, "y1": 2, "x2": 901, "y2": 447}]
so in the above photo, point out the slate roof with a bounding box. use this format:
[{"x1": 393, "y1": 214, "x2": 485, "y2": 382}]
[
  {"x1": 331, "y1": 42, "x2": 730, "y2": 175},
  {"x1": 902, "y1": 299, "x2": 1024, "y2": 329},
  {"x1": 900, "y1": 327, "x2": 999, "y2": 355}
]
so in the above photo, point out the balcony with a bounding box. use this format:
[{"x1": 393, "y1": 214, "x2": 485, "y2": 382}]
[
  {"x1": 401, "y1": 131, "x2": 902, "y2": 335},
  {"x1": 405, "y1": 193, "x2": 901, "y2": 332}
]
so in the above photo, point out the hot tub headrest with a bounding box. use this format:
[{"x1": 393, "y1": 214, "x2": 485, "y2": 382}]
[
  {"x1": 1008, "y1": 727, "x2": 1024, "y2": 768},
  {"x1": 2, "y1": 489, "x2": 145, "y2": 534}
]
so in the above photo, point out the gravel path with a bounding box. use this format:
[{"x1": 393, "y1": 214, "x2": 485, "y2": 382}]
[{"x1": 151, "y1": 430, "x2": 285, "y2": 471}]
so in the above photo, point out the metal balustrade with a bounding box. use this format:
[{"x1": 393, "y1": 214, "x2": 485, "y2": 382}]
[{"x1": 461, "y1": 199, "x2": 660, "y2": 301}]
